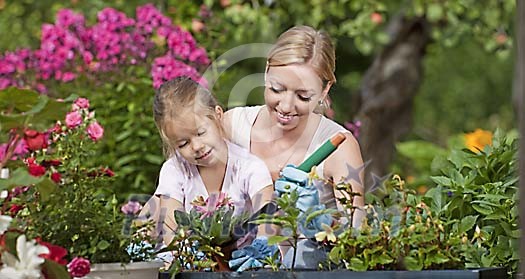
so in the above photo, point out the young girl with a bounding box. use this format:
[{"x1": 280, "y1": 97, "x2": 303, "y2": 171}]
[{"x1": 140, "y1": 76, "x2": 274, "y2": 247}]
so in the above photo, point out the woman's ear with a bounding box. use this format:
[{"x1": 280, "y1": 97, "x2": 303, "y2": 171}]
[
  {"x1": 321, "y1": 81, "x2": 333, "y2": 100},
  {"x1": 215, "y1": 105, "x2": 224, "y2": 120}
]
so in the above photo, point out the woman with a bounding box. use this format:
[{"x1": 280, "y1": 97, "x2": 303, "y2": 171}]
[{"x1": 223, "y1": 25, "x2": 365, "y2": 268}]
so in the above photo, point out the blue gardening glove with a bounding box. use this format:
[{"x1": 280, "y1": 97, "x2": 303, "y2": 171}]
[
  {"x1": 228, "y1": 236, "x2": 279, "y2": 272},
  {"x1": 275, "y1": 165, "x2": 320, "y2": 212},
  {"x1": 298, "y1": 204, "x2": 333, "y2": 238}
]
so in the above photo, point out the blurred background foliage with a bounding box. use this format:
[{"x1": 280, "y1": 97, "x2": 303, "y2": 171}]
[{"x1": 0, "y1": 0, "x2": 516, "y2": 198}]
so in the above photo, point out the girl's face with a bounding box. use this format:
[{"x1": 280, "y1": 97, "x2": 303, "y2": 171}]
[
  {"x1": 165, "y1": 108, "x2": 227, "y2": 168},
  {"x1": 264, "y1": 64, "x2": 330, "y2": 131}
]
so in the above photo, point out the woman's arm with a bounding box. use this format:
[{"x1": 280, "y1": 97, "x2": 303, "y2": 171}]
[
  {"x1": 250, "y1": 185, "x2": 276, "y2": 237},
  {"x1": 222, "y1": 109, "x2": 234, "y2": 140},
  {"x1": 324, "y1": 132, "x2": 365, "y2": 227}
]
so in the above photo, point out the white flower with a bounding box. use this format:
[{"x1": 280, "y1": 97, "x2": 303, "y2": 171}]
[
  {"x1": 315, "y1": 223, "x2": 337, "y2": 242},
  {"x1": 0, "y1": 215, "x2": 13, "y2": 234},
  {"x1": 0, "y1": 234, "x2": 49, "y2": 279}
]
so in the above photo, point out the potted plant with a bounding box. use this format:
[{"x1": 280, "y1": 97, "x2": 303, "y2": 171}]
[
  {"x1": 154, "y1": 193, "x2": 259, "y2": 278},
  {"x1": 0, "y1": 88, "x2": 162, "y2": 278}
]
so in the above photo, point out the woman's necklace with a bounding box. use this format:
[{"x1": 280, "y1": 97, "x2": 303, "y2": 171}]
[{"x1": 270, "y1": 127, "x2": 301, "y2": 171}]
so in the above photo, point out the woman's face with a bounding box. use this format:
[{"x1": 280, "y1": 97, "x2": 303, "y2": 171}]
[{"x1": 264, "y1": 64, "x2": 328, "y2": 131}]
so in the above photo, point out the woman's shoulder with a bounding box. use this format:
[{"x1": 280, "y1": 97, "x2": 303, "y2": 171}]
[
  {"x1": 310, "y1": 115, "x2": 349, "y2": 144},
  {"x1": 223, "y1": 105, "x2": 264, "y2": 147},
  {"x1": 224, "y1": 105, "x2": 263, "y2": 124}
]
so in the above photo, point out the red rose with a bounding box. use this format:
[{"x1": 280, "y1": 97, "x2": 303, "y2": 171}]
[
  {"x1": 28, "y1": 164, "x2": 46, "y2": 177},
  {"x1": 24, "y1": 129, "x2": 48, "y2": 151},
  {"x1": 9, "y1": 204, "x2": 24, "y2": 215},
  {"x1": 67, "y1": 257, "x2": 91, "y2": 277},
  {"x1": 103, "y1": 167, "x2": 115, "y2": 177},
  {"x1": 51, "y1": 172, "x2": 61, "y2": 183},
  {"x1": 38, "y1": 240, "x2": 68, "y2": 265}
]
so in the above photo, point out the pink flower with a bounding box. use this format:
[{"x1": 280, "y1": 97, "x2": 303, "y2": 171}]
[
  {"x1": 67, "y1": 257, "x2": 91, "y2": 277},
  {"x1": 74, "y1": 97, "x2": 90, "y2": 109},
  {"x1": 344, "y1": 120, "x2": 361, "y2": 138},
  {"x1": 61, "y1": 72, "x2": 76, "y2": 82},
  {"x1": 194, "y1": 192, "x2": 231, "y2": 220},
  {"x1": 121, "y1": 201, "x2": 143, "y2": 215},
  {"x1": 65, "y1": 111, "x2": 83, "y2": 128},
  {"x1": 86, "y1": 121, "x2": 104, "y2": 141}
]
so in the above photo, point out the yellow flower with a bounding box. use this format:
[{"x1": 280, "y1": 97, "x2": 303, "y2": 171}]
[
  {"x1": 464, "y1": 129, "x2": 492, "y2": 153},
  {"x1": 315, "y1": 223, "x2": 336, "y2": 242}
]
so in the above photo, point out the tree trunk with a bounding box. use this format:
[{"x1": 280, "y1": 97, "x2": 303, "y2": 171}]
[{"x1": 355, "y1": 16, "x2": 431, "y2": 190}]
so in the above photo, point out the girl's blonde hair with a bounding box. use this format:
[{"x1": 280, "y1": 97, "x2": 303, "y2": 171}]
[
  {"x1": 267, "y1": 26, "x2": 336, "y2": 113},
  {"x1": 153, "y1": 76, "x2": 222, "y2": 158}
]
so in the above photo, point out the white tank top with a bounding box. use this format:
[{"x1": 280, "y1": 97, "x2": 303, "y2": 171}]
[{"x1": 229, "y1": 105, "x2": 349, "y2": 209}]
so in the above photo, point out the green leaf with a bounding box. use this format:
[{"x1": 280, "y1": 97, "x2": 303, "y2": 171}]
[
  {"x1": 0, "y1": 168, "x2": 44, "y2": 190},
  {"x1": 404, "y1": 256, "x2": 423, "y2": 270},
  {"x1": 144, "y1": 154, "x2": 163, "y2": 165},
  {"x1": 430, "y1": 176, "x2": 452, "y2": 187},
  {"x1": 0, "y1": 114, "x2": 29, "y2": 132},
  {"x1": 349, "y1": 257, "x2": 367, "y2": 271},
  {"x1": 41, "y1": 259, "x2": 71, "y2": 279},
  {"x1": 97, "y1": 240, "x2": 111, "y2": 250},
  {"x1": 0, "y1": 87, "x2": 39, "y2": 112},
  {"x1": 459, "y1": 215, "x2": 478, "y2": 234},
  {"x1": 424, "y1": 186, "x2": 442, "y2": 214},
  {"x1": 267, "y1": 235, "x2": 289, "y2": 246},
  {"x1": 35, "y1": 178, "x2": 57, "y2": 202},
  {"x1": 427, "y1": 4, "x2": 444, "y2": 22},
  {"x1": 472, "y1": 204, "x2": 493, "y2": 215}
]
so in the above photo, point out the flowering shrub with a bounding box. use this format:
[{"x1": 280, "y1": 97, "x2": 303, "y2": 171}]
[
  {"x1": 0, "y1": 4, "x2": 209, "y2": 92},
  {"x1": 0, "y1": 88, "x2": 155, "y2": 278}
]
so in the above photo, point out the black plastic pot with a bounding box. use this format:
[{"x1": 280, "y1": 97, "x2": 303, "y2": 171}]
[{"x1": 159, "y1": 267, "x2": 507, "y2": 279}]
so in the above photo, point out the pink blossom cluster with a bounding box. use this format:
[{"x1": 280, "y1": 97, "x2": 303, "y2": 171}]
[
  {"x1": 0, "y1": 4, "x2": 209, "y2": 92},
  {"x1": 63, "y1": 97, "x2": 104, "y2": 141},
  {"x1": 0, "y1": 98, "x2": 104, "y2": 164}
]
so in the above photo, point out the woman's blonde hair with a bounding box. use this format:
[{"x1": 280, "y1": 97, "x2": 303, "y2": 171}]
[
  {"x1": 153, "y1": 76, "x2": 222, "y2": 158},
  {"x1": 267, "y1": 25, "x2": 336, "y2": 86}
]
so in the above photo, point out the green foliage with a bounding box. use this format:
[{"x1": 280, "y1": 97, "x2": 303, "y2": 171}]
[
  {"x1": 413, "y1": 42, "x2": 515, "y2": 143},
  {"x1": 253, "y1": 187, "x2": 301, "y2": 270},
  {"x1": 0, "y1": 87, "x2": 69, "y2": 141},
  {"x1": 430, "y1": 129, "x2": 518, "y2": 274},
  {"x1": 65, "y1": 66, "x2": 164, "y2": 197},
  {"x1": 330, "y1": 176, "x2": 466, "y2": 271}
]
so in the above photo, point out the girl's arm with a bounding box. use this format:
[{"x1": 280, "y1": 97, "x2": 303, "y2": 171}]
[
  {"x1": 324, "y1": 132, "x2": 366, "y2": 227},
  {"x1": 159, "y1": 196, "x2": 185, "y2": 245},
  {"x1": 137, "y1": 195, "x2": 184, "y2": 246}
]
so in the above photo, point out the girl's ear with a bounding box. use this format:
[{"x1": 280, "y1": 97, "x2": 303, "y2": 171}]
[{"x1": 215, "y1": 106, "x2": 224, "y2": 120}]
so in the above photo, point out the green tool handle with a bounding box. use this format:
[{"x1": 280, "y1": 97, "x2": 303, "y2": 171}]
[{"x1": 297, "y1": 132, "x2": 346, "y2": 172}]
